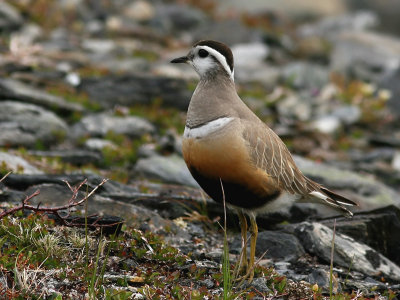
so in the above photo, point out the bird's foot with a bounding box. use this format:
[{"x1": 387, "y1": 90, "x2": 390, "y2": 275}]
[
  {"x1": 234, "y1": 267, "x2": 255, "y2": 285},
  {"x1": 233, "y1": 260, "x2": 248, "y2": 279}
]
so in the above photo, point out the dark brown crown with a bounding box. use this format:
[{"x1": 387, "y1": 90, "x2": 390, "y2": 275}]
[{"x1": 194, "y1": 40, "x2": 234, "y2": 72}]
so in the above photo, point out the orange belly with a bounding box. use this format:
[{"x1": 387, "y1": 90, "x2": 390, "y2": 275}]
[{"x1": 182, "y1": 131, "x2": 281, "y2": 209}]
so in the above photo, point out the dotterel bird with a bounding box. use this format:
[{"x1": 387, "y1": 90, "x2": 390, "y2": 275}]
[{"x1": 171, "y1": 40, "x2": 357, "y2": 283}]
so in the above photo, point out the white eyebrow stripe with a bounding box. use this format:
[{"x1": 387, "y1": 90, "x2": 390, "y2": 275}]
[{"x1": 195, "y1": 45, "x2": 234, "y2": 81}]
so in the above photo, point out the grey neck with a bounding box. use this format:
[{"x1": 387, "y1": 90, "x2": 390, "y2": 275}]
[{"x1": 186, "y1": 72, "x2": 253, "y2": 128}]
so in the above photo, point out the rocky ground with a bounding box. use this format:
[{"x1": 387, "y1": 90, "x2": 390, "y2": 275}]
[{"x1": 1, "y1": 0, "x2": 400, "y2": 299}]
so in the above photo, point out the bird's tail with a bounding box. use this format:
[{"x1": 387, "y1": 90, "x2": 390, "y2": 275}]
[{"x1": 303, "y1": 179, "x2": 358, "y2": 218}]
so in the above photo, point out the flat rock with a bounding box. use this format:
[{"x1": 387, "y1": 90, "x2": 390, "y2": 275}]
[
  {"x1": 0, "y1": 101, "x2": 68, "y2": 148},
  {"x1": 321, "y1": 205, "x2": 400, "y2": 266},
  {"x1": 0, "y1": 79, "x2": 84, "y2": 114},
  {"x1": 28, "y1": 150, "x2": 102, "y2": 165},
  {"x1": 295, "y1": 222, "x2": 400, "y2": 281},
  {"x1": 79, "y1": 75, "x2": 191, "y2": 110},
  {"x1": 0, "y1": 151, "x2": 43, "y2": 174},
  {"x1": 23, "y1": 182, "x2": 187, "y2": 237},
  {"x1": 72, "y1": 112, "x2": 155, "y2": 139},
  {"x1": 133, "y1": 154, "x2": 199, "y2": 187}
]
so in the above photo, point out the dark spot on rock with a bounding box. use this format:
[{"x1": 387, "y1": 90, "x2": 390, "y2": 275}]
[{"x1": 365, "y1": 249, "x2": 381, "y2": 269}]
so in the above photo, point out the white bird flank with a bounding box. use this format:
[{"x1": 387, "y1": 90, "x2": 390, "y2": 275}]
[
  {"x1": 191, "y1": 45, "x2": 234, "y2": 81},
  {"x1": 184, "y1": 117, "x2": 234, "y2": 139}
]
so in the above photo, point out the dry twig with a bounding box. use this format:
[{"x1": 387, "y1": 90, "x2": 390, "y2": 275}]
[{"x1": 0, "y1": 178, "x2": 119, "y2": 229}]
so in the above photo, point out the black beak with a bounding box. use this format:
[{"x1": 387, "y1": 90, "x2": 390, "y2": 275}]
[{"x1": 170, "y1": 56, "x2": 188, "y2": 64}]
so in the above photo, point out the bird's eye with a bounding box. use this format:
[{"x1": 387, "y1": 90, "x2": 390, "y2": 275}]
[{"x1": 198, "y1": 49, "x2": 209, "y2": 58}]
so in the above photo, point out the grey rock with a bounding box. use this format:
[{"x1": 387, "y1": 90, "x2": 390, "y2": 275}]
[
  {"x1": 12, "y1": 23, "x2": 43, "y2": 45},
  {"x1": 282, "y1": 62, "x2": 330, "y2": 89},
  {"x1": 72, "y1": 112, "x2": 155, "y2": 139},
  {"x1": 349, "y1": 148, "x2": 395, "y2": 164},
  {"x1": 0, "y1": 182, "x2": 25, "y2": 204},
  {"x1": 250, "y1": 277, "x2": 271, "y2": 293},
  {"x1": 192, "y1": 19, "x2": 262, "y2": 45},
  {"x1": 298, "y1": 11, "x2": 378, "y2": 40},
  {"x1": 331, "y1": 105, "x2": 361, "y2": 125},
  {"x1": 24, "y1": 182, "x2": 187, "y2": 238},
  {"x1": 331, "y1": 31, "x2": 400, "y2": 83},
  {"x1": 347, "y1": 0, "x2": 400, "y2": 36},
  {"x1": 0, "y1": 1, "x2": 23, "y2": 31},
  {"x1": 0, "y1": 151, "x2": 43, "y2": 174},
  {"x1": 0, "y1": 101, "x2": 68, "y2": 148},
  {"x1": 94, "y1": 58, "x2": 149, "y2": 73},
  {"x1": 344, "y1": 277, "x2": 387, "y2": 293},
  {"x1": 235, "y1": 64, "x2": 281, "y2": 88},
  {"x1": 217, "y1": 1, "x2": 345, "y2": 17},
  {"x1": 232, "y1": 43, "x2": 269, "y2": 68},
  {"x1": 133, "y1": 154, "x2": 199, "y2": 187},
  {"x1": 231, "y1": 230, "x2": 305, "y2": 262},
  {"x1": 151, "y1": 4, "x2": 207, "y2": 33},
  {"x1": 82, "y1": 39, "x2": 117, "y2": 54},
  {"x1": 2, "y1": 173, "x2": 139, "y2": 196},
  {"x1": 0, "y1": 79, "x2": 84, "y2": 114},
  {"x1": 276, "y1": 94, "x2": 312, "y2": 121},
  {"x1": 293, "y1": 155, "x2": 399, "y2": 212},
  {"x1": 381, "y1": 68, "x2": 400, "y2": 116},
  {"x1": 308, "y1": 269, "x2": 331, "y2": 289},
  {"x1": 295, "y1": 222, "x2": 400, "y2": 281},
  {"x1": 201, "y1": 278, "x2": 214, "y2": 289},
  {"x1": 393, "y1": 151, "x2": 400, "y2": 172},
  {"x1": 369, "y1": 134, "x2": 400, "y2": 148},
  {"x1": 28, "y1": 150, "x2": 102, "y2": 165},
  {"x1": 79, "y1": 75, "x2": 191, "y2": 110},
  {"x1": 84, "y1": 138, "x2": 117, "y2": 151},
  {"x1": 136, "y1": 144, "x2": 158, "y2": 159},
  {"x1": 321, "y1": 206, "x2": 400, "y2": 266},
  {"x1": 158, "y1": 130, "x2": 183, "y2": 156},
  {"x1": 256, "y1": 231, "x2": 305, "y2": 262}
]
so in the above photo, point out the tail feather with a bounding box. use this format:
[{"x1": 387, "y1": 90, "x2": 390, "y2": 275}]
[
  {"x1": 319, "y1": 187, "x2": 358, "y2": 207},
  {"x1": 307, "y1": 187, "x2": 357, "y2": 218}
]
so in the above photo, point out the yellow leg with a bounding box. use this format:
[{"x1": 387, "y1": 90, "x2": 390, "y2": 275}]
[
  {"x1": 247, "y1": 215, "x2": 258, "y2": 282},
  {"x1": 235, "y1": 214, "x2": 258, "y2": 284},
  {"x1": 234, "y1": 211, "x2": 248, "y2": 278}
]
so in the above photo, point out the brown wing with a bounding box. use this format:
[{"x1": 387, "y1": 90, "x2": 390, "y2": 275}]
[
  {"x1": 242, "y1": 120, "x2": 357, "y2": 216},
  {"x1": 242, "y1": 120, "x2": 310, "y2": 195}
]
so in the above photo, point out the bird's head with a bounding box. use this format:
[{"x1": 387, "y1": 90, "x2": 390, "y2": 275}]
[{"x1": 171, "y1": 40, "x2": 234, "y2": 81}]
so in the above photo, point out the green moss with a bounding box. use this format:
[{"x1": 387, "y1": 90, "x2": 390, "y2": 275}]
[
  {"x1": 46, "y1": 86, "x2": 102, "y2": 112},
  {"x1": 132, "y1": 50, "x2": 159, "y2": 62},
  {"x1": 129, "y1": 100, "x2": 186, "y2": 134}
]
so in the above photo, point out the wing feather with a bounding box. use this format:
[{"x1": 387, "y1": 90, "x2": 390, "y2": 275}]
[{"x1": 241, "y1": 120, "x2": 357, "y2": 215}]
